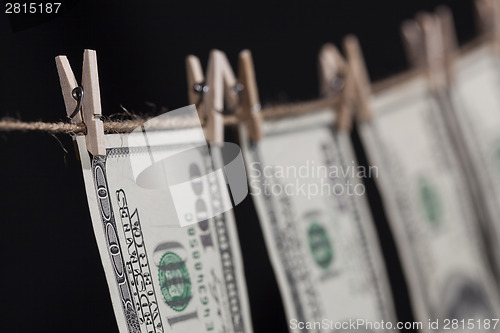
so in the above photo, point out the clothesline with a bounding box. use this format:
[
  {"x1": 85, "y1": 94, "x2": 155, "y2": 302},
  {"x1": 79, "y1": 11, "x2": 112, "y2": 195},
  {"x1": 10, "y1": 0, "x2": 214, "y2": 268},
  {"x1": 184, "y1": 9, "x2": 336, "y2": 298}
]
[{"x1": 0, "y1": 96, "x2": 339, "y2": 135}]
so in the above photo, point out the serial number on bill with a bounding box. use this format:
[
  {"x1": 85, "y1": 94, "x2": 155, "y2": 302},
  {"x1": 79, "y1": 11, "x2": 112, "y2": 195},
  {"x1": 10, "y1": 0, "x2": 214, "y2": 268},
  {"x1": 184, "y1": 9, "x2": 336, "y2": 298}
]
[{"x1": 5, "y1": 3, "x2": 61, "y2": 14}]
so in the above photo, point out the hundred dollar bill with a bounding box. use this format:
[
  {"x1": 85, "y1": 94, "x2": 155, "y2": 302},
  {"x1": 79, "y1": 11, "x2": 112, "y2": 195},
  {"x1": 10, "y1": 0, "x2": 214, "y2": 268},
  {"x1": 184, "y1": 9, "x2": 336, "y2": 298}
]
[
  {"x1": 75, "y1": 121, "x2": 253, "y2": 333},
  {"x1": 240, "y1": 110, "x2": 397, "y2": 332},
  {"x1": 443, "y1": 43, "x2": 500, "y2": 276},
  {"x1": 359, "y1": 74, "x2": 500, "y2": 332}
]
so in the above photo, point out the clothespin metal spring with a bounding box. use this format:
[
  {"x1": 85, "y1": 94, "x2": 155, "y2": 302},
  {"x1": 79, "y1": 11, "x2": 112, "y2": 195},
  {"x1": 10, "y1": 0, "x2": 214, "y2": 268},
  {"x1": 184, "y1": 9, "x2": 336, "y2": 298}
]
[{"x1": 68, "y1": 86, "x2": 84, "y2": 120}]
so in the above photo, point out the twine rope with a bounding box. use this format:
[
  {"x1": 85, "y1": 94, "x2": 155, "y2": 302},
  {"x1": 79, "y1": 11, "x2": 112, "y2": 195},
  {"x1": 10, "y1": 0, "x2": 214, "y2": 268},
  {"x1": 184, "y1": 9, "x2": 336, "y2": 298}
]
[{"x1": 0, "y1": 97, "x2": 338, "y2": 135}]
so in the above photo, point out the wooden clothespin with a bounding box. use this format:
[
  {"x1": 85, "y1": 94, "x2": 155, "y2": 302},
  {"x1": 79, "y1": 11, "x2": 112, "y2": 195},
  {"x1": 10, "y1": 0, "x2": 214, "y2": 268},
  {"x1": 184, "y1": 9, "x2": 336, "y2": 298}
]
[
  {"x1": 416, "y1": 12, "x2": 448, "y2": 92},
  {"x1": 237, "y1": 50, "x2": 263, "y2": 142},
  {"x1": 318, "y1": 43, "x2": 355, "y2": 131},
  {"x1": 343, "y1": 35, "x2": 373, "y2": 122},
  {"x1": 475, "y1": 0, "x2": 500, "y2": 43},
  {"x1": 401, "y1": 12, "x2": 448, "y2": 92},
  {"x1": 55, "y1": 50, "x2": 105, "y2": 156},
  {"x1": 186, "y1": 50, "x2": 258, "y2": 143},
  {"x1": 186, "y1": 50, "x2": 239, "y2": 143},
  {"x1": 401, "y1": 8, "x2": 458, "y2": 70}
]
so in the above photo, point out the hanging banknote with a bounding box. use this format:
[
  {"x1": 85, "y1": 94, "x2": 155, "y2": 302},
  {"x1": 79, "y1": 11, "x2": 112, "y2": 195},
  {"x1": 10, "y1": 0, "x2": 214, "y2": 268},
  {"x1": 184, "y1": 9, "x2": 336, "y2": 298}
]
[
  {"x1": 359, "y1": 74, "x2": 500, "y2": 332},
  {"x1": 240, "y1": 110, "x2": 397, "y2": 332},
  {"x1": 76, "y1": 106, "x2": 253, "y2": 333},
  {"x1": 442, "y1": 42, "x2": 500, "y2": 277}
]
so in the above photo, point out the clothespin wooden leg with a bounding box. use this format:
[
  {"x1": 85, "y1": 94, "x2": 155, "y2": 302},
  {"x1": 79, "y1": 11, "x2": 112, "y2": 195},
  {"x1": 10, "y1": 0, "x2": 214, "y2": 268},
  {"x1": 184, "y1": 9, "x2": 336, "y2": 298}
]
[
  {"x1": 81, "y1": 50, "x2": 105, "y2": 156},
  {"x1": 318, "y1": 43, "x2": 353, "y2": 131},
  {"x1": 205, "y1": 50, "x2": 226, "y2": 143},
  {"x1": 343, "y1": 35, "x2": 373, "y2": 122},
  {"x1": 238, "y1": 50, "x2": 262, "y2": 142},
  {"x1": 221, "y1": 56, "x2": 239, "y2": 112},
  {"x1": 416, "y1": 12, "x2": 448, "y2": 91},
  {"x1": 203, "y1": 49, "x2": 242, "y2": 143},
  {"x1": 436, "y1": 6, "x2": 458, "y2": 58},
  {"x1": 186, "y1": 55, "x2": 206, "y2": 119},
  {"x1": 55, "y1": 56, "x2": 83, "y2": 124},
  {"x1": 436, "y1": 6, "x2": 459, "y2": 83},
  {"x1": 401, "y1": 19, "x2": 426, "y2": 68},
  {"x1": 318, "y1": 44, "x2": 344, "y2": 98}
]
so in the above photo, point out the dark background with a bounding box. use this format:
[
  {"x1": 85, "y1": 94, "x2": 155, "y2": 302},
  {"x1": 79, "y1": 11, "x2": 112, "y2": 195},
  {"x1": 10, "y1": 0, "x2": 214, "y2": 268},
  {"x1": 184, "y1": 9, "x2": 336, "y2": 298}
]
[{"x1": 0, "y1": 0, "x2": 478, "y2": 332}]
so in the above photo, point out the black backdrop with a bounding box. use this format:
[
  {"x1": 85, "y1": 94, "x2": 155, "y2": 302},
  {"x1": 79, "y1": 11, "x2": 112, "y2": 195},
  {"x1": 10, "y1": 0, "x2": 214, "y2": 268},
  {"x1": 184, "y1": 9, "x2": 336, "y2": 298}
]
[{"x1": 0, "y1": 1, "x2": 477, "y2": 332}]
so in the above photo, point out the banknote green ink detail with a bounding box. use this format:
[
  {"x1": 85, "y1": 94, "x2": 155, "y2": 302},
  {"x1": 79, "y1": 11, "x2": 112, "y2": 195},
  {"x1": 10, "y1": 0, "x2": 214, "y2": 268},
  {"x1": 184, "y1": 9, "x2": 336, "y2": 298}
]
[
  {"x1": 158, "y1": 252, "x2": 192, "y2": 312},
  {"x1": 418, "y1": 178, "x2": 441, "y2": 225},
  {"x1": 308, "y1": 223, "x2": 333, "y2": 269}
]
